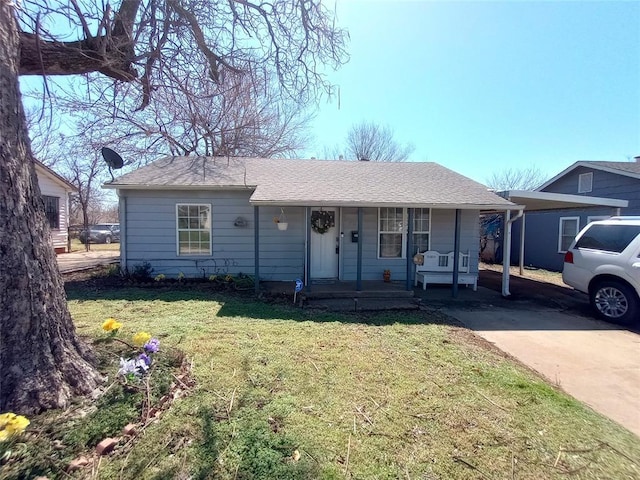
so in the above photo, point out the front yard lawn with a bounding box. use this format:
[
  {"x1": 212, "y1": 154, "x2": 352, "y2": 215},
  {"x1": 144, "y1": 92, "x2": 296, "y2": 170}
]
[{"x1": 7, "y1": 283, "x2": 639, "y2": 479}]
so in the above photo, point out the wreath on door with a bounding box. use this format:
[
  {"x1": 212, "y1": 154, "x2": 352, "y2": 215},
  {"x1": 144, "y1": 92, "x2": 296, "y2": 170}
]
[{"x1": 311, "y1": 210, "x2": 334, "y2": 234}]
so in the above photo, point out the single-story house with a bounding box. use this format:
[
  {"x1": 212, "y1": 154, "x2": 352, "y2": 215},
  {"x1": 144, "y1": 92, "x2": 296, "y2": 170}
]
[
  {"x1": 36, "y1": 161, "x2": 76, "y2": 254},
  {"x1": 504, "y1": 160, "x2": 638, "y2": 271},
  {"x1": 105, "y1": 157, "x2": 522, "y2": 293}
]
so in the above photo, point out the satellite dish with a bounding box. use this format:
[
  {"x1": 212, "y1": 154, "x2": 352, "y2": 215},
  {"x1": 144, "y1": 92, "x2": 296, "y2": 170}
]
[
  {"x1": 102, "y1": 147, "x2": 124, "y2": 169},
  {"x1": 101, "y1": 147, "x2": 124, "y2": 181}
]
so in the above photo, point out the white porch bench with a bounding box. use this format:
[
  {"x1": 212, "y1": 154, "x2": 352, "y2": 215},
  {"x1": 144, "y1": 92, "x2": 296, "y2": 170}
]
[{"x1": 414, "y1": 250, "x2": 478, "y2": 291}]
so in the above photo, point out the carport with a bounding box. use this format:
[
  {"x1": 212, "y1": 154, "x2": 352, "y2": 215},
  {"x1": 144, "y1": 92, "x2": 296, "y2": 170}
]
[{"x1": 489, "y1": 190, "x2": 628, "y2": 297}]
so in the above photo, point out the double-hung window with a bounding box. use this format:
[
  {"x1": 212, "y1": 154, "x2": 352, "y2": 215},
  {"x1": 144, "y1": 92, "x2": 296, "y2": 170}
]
[
  {"x1": 378, "y1": 208, "x2": 431, "y2": 258},
  {"x1": 42, "y1": 195, "x2": 60, "y2": 229},
  {"x1": 558, "y1": 217, "x2": 579, "y2": 253},
  {"x1": 379, "y1": 207, "x2": 404, "y2": 258},
  {"x1": 412, "y1": 208, "x2": 430, "y2": 253},
  {"x1": 177, "y1": 204, "x2": 211, "y2": 255}
]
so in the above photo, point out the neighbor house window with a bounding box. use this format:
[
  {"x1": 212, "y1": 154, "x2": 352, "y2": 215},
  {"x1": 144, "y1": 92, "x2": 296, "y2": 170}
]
[
  {"x1": 42, "y1": 195, "x2": 59, "y2": 229},
  {"x1": 176, "y1": 204, "x2": 211, "y2": 255},
  {"x1": 578, "y1": 172, "x2": 593, "y2": 193},
  {"x1": 378, "y1": 207, "x2": 404, "y2": 258},
  {"x1": 558, "y1": 217, "x2": 579, "y2": 253},
  {"x1": 413, "y1": 208, "x2": 431, "y2": 253}
]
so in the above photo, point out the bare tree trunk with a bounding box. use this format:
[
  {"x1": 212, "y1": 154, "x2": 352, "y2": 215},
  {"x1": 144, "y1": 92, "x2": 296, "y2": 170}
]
[{"x1": 0, "y1": 0, "x2": 102, "y2": 413}]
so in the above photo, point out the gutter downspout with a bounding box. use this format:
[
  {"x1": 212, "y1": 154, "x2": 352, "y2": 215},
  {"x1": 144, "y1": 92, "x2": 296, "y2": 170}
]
[{"x1": 502, "y1": 208, "x2": 524, "y2": 297}]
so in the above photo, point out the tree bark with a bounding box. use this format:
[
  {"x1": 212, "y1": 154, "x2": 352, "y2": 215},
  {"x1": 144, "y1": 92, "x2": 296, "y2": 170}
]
[
  {"x1": 19, "y1": 32, "x2": 137, "y2": 81},
  {"x1": 0, "y1": 0, "x2": 102, "y2": 414}
]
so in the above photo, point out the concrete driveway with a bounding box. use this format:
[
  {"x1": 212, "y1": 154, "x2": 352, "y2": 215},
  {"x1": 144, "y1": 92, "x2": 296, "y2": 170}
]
[
  {"x1": 418, "y1": 270, "x2": 640, "y2": 437},
  {"x1": 57, "y1": 250, "x2": 120, "y2": 274},
  {"x1": 443, "y1": 305, "x2": 640, "y2": 437}
]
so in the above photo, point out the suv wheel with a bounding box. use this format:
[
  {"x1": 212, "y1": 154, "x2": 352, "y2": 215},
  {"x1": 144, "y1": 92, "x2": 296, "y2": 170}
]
[
  {"x1": 590, "y1": 280, "x2": 639, "y2": 326},
  {"x1": 104, "y1": 235, "x2": 112, "y2": 244}
]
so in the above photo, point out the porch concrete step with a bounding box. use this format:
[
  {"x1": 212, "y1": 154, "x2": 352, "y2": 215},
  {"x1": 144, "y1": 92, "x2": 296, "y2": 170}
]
[
  {"x1": 304, "y1": 297, "x2": 421, "y2": 312},
  {"x1": 302, "y1": 289, "x2": 414, "y2": 300}
]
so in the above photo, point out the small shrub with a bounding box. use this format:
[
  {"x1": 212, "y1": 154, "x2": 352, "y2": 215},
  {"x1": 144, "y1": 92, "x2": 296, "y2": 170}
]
[{"x1": 131, "y1": 262, "x2": 154, "y2": 281}]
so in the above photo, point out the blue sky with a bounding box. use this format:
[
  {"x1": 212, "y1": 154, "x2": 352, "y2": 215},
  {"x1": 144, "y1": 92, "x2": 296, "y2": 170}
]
[{"x1": 308, "y1": 0, "x2": 640, "y2": 184}]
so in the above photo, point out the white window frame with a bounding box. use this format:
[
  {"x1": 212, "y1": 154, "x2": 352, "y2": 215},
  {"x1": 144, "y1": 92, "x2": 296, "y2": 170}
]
[
  {"x1": 578, "y1": 172, "x2": 593, "y2": 193},
  {"x1": 378, "y1": 207, "x2": 406, "y2": 259},
  {"x1": 412, "y1": 208, "x2": 431, "y2": 254},
  {"x1": 558, "y1": 216, "x2": 579, "y2": 253},
  {"x1": 176, "y1": 203, "x2": 212, "y2": 256}
]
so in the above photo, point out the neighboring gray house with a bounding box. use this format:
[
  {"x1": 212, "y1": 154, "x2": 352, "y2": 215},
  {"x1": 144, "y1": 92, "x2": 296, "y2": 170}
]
[
  {"x1": 509, "y1": 160, "x2": 639, "y2": 271},
  {"x1": 36, "y1": 161, "x2": 76, "y2": 253},
  {"x1": 105, "y1": 157, "x2": 519, "y2": 291}
]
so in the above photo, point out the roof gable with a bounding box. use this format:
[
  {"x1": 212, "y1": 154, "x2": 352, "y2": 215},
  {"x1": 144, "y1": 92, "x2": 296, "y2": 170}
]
[
  {"x1": 107, "y1": 156, "x2": 517, "y2": 209},
  {"x1": 538, "y1": 161, "x2": 640, "y2": 191},
  {"x1": 35, "y1": 161, "x2": 77, "y2": 192}
]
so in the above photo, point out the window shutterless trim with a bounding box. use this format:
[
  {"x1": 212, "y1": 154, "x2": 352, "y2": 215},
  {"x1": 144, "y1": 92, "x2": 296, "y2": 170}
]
[
  {"x1": 578, "y1": 172, "x2": 593, "y2": 193},
  {"x1": 176, "y1": 203, "x2": 212, "y2": 256},
  {"x1": 558, "y1": 216, "x2": 579, "y2": 253},
  {"x1": 377, "y1": 207, "x2": 405, "y2": 259}
]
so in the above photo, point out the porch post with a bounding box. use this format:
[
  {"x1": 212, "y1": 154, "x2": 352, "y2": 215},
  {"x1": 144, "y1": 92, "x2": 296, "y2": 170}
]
[
  {"x1": 452, "y1": 208, "x2": 461, "y2": 298},
  {"x1": 519, "y1": 213, "x2": 526, "y2": 276},
  {"x1": 356, "y1": 207, "x2": 363, "y2": 291},
  {"x1": 502, "y1": 209, "x2": 512, "y2": 296},
  {"x1": 305, "y1": 207, "x2": 311, "y2": 292},
  {"x1": 406, "y1": 208, "x2": 414, "y2": 291},
  {"x1": 254, "y1": 205, "x2": 260, "y2": 294}
]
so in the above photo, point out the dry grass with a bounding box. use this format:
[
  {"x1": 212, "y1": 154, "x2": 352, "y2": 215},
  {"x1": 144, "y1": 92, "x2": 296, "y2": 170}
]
[
  {"x1": 53, "y1": 285, "x2": 640, "y2": 479},
  {"x1": 480, "y1": 262, "x2": 566, "y2": 287},
  {"x1": 69, "y1": 238, "x2": 120, "y2": 253}
]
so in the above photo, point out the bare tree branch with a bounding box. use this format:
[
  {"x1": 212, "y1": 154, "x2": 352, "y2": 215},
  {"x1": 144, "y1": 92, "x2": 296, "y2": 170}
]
[
  {"x1": 344, "y1": 121, "x2": 414, "y2": 162},
  {"x1": 485, "y1": 166, "x2": 547, "y2": 191}
]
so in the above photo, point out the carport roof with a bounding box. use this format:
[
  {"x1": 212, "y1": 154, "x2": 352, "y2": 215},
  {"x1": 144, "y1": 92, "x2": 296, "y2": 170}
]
[{"x1": 495, "y1": 190, "x2": 628, "y2": 212}]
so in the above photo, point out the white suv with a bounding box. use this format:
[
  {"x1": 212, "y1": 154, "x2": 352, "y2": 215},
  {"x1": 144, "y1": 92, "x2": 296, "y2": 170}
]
[{"x1": 562, "y1": 217, "x2": 640, "y2": 326}]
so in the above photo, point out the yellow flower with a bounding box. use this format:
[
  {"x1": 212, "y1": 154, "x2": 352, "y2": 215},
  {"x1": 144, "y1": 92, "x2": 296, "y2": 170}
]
[
  {"x1": 102, "y1": 318, "x2": 122, "y2": 332},
  {"x1": 133, "y1": 331, "x2": 152, "y2": 347},
  {"x1": 0, "y1": 412, "x2": 29, "y2": 441}
]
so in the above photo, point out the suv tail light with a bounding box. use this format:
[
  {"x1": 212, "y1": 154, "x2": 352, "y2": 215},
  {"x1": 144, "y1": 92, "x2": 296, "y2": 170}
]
[{"x1": 564, "y1": 251, "x2": 574, "y2": 264}]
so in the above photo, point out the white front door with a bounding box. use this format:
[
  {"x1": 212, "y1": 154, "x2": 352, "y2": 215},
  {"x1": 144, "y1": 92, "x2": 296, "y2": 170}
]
[{"x1": 310, "y1": 208, "x2": 339, "y2": 279}]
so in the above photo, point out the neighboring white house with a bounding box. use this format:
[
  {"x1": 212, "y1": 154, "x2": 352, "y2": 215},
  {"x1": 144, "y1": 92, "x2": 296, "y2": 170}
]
[{"x1": 35, "y1": 161, "x2": 76, "y2": 254}]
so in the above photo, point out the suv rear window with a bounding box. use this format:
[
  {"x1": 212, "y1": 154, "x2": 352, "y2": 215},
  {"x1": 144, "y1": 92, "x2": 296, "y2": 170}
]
[{"x1": 575, "y1": 225, "x2": 640, "y2": 253}]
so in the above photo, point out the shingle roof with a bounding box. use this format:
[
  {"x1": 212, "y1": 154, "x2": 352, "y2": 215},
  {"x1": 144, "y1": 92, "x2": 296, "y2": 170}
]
[
  {"x1": 587, "y1": 161, "x2": 640, "y2": 175},
  {"x1": 106, "y1": 156, "x2": 517, "y2": 209}
]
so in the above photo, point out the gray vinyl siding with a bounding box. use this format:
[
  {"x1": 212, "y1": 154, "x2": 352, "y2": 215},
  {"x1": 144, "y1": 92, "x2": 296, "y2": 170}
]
[
  {"x1": 123, "y1": 190, "x2": 252, "y2": 278},
  {"x1": 122, "y1": 190, "x2": 481, "y2": 282},
  {"x1": 340, "y1": 208, "x2": 479, "y2": 281},
  {"x1": 121, "y1": 189, "x2": 306, "y2": 281},
  {"x1": 257, "y1": 207, "x2": 305, "y2": 281}
]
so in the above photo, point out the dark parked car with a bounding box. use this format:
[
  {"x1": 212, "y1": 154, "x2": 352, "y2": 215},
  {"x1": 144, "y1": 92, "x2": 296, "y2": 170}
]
[{"x1": 79, "y1": 224, "x2": 120, "y2": 244}]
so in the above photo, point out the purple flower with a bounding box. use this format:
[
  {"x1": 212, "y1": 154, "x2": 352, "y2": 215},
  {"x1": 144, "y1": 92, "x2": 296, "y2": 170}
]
[
  {"x1": 144, "y1": 338, "x2": 160, "y2": 353},
  {"x1": 138, "y1": 353, "x2": 152, "y2": 366}
]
